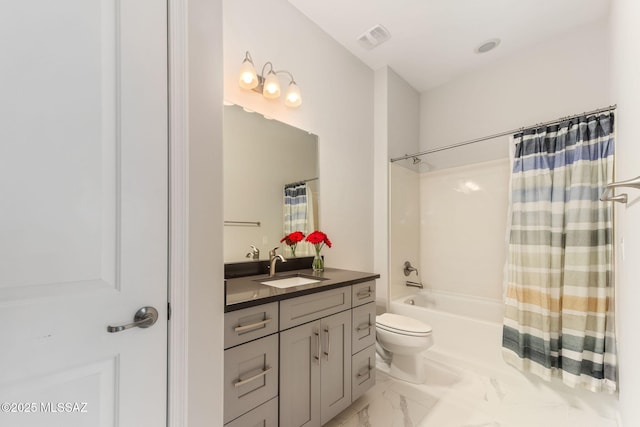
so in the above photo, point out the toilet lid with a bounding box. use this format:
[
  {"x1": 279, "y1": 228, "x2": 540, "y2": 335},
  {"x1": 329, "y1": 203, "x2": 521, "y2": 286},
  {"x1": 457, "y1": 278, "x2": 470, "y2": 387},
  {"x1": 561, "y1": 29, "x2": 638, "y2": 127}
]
[{"x1": 376, "y1": 313, "x2": 432, "y2": 336}]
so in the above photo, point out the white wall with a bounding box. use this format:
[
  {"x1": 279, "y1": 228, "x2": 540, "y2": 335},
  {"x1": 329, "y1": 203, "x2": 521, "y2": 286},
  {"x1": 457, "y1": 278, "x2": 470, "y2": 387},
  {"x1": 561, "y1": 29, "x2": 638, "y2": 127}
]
[
  {"x1": 611, "y1": 0, "x2": 640, "y2": 425},
  {"x1": 223, "y1": 0, "x2": 374, "y2": 272},
  {"x1": 388, "y1": 68, "x2": 421, "y2": 163},
  {"x1": 375, "y1": 67, "x2": 421, "y2": 309},
  {"x1": 185, "y1": 0, "x2": 224, "y2": 424},
  {"x1": 373, "y1": 67, "x2": 390, "y2": 310},
  {"x1": 223, "y1": 105, "x2": 318, "y2": 261},
  {"x1": 420, "y1": 19, "x2": 611, "y2": 170}
]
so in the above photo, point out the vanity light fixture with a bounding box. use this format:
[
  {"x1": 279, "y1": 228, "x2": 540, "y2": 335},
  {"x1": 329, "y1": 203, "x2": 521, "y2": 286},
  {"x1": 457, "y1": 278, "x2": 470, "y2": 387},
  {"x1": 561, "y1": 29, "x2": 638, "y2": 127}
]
[{"x1": 238, "y1": 51, "x2": 302, "y2": 107}]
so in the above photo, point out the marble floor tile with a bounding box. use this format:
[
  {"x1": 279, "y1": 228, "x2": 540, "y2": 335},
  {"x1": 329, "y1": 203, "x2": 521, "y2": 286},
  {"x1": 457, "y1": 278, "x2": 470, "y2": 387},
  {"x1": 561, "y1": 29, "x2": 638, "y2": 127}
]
[{"x1": 325, "y1": 355, "x2": 619, "y2": 427}]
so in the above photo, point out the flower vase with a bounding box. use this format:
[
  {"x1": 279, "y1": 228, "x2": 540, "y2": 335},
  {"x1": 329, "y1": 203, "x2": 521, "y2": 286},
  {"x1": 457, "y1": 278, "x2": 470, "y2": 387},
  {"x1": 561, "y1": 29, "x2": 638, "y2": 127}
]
[
  {"x1": 312, "y1": 250, "x2": 324, "y2": 272},
  {"x1": 290, "y1": 245, "x2": 296, "y2": 258}
]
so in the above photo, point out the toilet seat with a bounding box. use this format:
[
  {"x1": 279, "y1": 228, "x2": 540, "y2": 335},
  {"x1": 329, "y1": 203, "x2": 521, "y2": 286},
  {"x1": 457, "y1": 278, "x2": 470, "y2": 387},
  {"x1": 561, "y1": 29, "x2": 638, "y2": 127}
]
[{"x1": 376, "y1": 313, "x2": 432, "y2": 337}]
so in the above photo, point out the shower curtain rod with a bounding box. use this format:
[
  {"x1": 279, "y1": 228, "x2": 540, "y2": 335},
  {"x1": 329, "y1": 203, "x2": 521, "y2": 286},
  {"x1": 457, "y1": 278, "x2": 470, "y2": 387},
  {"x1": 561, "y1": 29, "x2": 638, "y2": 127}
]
[
  {"x1": 285, "y1": 177, "x2": 318, "y2": 186},
  {"x1": 389, "y1": 104, "x2": 617, "y2": 163}
]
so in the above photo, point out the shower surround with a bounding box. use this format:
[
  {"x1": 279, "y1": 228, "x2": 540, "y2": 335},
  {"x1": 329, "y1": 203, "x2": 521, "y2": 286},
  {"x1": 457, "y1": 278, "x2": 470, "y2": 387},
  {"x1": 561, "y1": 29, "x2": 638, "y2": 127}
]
[{"x1": 388, "y1": 158, "x2": 619, "y2": 423}]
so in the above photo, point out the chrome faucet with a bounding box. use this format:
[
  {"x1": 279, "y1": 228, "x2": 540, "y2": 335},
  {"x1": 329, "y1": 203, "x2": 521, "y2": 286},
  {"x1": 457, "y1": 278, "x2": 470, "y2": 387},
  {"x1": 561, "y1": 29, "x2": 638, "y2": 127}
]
[
  {"x1": 269, "y1": 247, "x2": 286, "y2": 277},
  {"x1": 246, "y1": 245, "x2": 260, "y2": 260}
]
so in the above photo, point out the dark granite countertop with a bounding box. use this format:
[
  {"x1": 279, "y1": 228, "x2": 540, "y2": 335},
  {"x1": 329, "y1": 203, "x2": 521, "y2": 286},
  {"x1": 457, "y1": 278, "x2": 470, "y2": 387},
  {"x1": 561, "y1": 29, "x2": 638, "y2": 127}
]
[{"x1": 225, "y1": 268, "x2": 380, "y2": 312}]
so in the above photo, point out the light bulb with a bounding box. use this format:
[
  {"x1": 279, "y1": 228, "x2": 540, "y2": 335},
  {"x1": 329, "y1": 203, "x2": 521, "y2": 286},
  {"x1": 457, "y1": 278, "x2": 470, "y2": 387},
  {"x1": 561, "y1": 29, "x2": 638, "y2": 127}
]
[
  {"x1": 262, "y1": 71, "x2": 281, "y2": 99},
  {"x1": 238, "y1": 58, "x2": 258, "y2": 90},
  {"x1": 284, "y1": 81, "x2": 302, "y2": 107}
]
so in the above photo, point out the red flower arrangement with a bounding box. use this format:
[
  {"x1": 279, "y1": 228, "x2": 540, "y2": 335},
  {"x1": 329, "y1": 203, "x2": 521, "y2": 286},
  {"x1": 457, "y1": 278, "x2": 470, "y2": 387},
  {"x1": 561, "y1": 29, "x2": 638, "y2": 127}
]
[
  {"x1": 305, "y1": 230, "x2": 332, "y2": 249},
  {"x1": 280, "y1": 231, "x2": 305, "y2": 257},
  {"x1": 305, "y1": 230, "x2": 331, "y2": 271}
]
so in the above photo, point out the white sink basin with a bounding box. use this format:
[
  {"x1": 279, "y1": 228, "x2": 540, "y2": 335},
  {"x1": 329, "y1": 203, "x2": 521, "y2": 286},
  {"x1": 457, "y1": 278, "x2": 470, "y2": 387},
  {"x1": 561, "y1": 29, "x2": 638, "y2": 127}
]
[{"x1": 260, "y1": 275, "x2": 324, "y2": 289}]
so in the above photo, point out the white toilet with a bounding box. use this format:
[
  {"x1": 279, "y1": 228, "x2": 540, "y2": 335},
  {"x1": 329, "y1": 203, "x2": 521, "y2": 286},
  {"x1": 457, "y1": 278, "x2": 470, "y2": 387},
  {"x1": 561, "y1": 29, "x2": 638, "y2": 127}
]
[{"x1": 375, "y1": 313, "x2": 433, "y2": 384}]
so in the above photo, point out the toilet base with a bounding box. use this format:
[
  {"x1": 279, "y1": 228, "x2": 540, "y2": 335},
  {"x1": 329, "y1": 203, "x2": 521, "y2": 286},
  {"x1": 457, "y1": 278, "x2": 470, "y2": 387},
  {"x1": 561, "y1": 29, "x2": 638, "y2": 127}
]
[{"x1": 388, "y1": 353, "x2": 426, "y2": 384}]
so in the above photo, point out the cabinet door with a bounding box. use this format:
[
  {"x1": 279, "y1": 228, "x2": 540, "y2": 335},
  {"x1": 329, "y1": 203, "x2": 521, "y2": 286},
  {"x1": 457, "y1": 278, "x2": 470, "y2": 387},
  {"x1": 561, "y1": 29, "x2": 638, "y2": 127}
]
[
  {"x1": 280, "y1": 321, "x2": 321, "y2": 427},
  {"x1": 352, "y1": 345, "x2": 376, "y2": 401},
  {"x1": 352, "y1": 281, "x2": 376, "y2": 307},
  {"x1": 352, "y1": 302, "x2": 377, "y2": 354},
  {"x1": 320, "y1": 310, "x2": 352, "y2": 425},
  {"x1": 224, "y1": 302, "x2": 279, "y2": 349},
  {"x1": 224, "y1": 334, "x2": 279, "y2": 424},
  {"x1": 225, "y1": 397, "x2": 278, "y2": 427}
]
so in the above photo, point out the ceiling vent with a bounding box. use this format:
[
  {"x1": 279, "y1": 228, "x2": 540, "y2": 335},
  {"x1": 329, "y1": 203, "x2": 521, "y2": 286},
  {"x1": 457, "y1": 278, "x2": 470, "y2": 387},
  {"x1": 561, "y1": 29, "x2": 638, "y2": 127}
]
[{"x1": 357, "y1": 24, "x2": 391, "y2": 50}]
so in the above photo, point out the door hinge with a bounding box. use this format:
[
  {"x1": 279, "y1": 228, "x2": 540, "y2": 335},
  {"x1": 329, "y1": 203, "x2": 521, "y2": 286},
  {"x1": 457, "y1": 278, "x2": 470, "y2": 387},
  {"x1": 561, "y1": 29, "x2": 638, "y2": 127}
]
[{"x1": 168, "y1": 302, "x2": 172, "y2": 321}]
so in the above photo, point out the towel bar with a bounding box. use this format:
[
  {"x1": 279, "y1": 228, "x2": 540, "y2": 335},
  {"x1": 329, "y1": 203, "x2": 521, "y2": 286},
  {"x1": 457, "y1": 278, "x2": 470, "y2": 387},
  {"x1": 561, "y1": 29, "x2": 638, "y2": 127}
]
[{"x1": 600, "y1": 176, "x2": 640, "y2": 204}]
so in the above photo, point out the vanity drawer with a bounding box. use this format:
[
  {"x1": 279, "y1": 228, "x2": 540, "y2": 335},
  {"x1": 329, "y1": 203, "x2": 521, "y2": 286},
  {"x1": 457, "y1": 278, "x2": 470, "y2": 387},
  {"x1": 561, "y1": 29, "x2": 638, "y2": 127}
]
[
  {"x1": 352, "y1": 344, "x2": 376, "y2": 402},
  {"x1": 224, "y1": 302, "x2": 279, "y2": 349},
  {"x1": 352, "y1": 302, "x2": 376, "y2": 355},
  {"x1": 352, "y1": 281, "x2": 375, "y2": 307},
  {"x1": 224, "y1": 334, "x2": 279, "y2": 424},
  {"x1": 225, "y1": 397, "x2": 278, "y2": 427},
  {"x1": 280, "y1": 286, "x2": 352, "y2": 330}
]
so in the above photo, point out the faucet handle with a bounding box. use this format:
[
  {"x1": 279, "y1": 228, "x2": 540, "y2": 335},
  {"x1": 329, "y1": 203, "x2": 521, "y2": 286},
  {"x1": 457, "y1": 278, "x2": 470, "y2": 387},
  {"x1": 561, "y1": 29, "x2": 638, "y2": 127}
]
[
  {"x1": 403, "y1": 261, "x2": 419, "y2": 276},
  {"x1": 246, "y1": 245, "x2": 260, "y2": 259},
  {"x1": 269, "y1": 247, "x2": 279, "y2": 258}
]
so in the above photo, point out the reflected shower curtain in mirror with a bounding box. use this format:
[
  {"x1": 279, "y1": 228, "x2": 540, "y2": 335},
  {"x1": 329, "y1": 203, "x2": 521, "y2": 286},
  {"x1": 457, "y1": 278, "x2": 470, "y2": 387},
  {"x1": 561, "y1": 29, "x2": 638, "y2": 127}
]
[
  {"x1": 502, "y1": 112, "x2": 617, "y2": 393},
  {"x1": 283, "y1": 182, "x2": 315, "y2": 256}
]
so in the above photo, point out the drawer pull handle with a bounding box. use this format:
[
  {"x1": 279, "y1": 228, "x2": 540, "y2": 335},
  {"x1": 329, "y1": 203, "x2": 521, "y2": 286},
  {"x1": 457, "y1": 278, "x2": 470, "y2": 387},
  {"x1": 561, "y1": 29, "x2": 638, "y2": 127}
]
[
  {"x1": 356, "y1": 366, "x2": 373, "y2": 378},
  {"x1": 357, "y1": 290, "x2": 372, "y2": 298},
  {"x1": 356, "y1": 323, "x2": 372, "y2": 332},
  {"x1": 324, "y1": 327, "x2": 331, "y2": 359},
  {"x1": 234, "y1": 318, "x2": 272, "y2": 333},
  {"x1": 314, "y1": 331, "x2": 321, "y2": 362},
  {"x1": 234, "y1": 366, "x2": 272, "y2": 388}
]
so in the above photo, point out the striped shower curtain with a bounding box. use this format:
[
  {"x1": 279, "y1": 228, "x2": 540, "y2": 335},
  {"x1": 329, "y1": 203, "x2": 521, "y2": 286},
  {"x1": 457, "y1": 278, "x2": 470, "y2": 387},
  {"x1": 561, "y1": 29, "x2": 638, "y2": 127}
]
[
  {"x1": 502, "y1": 112, "x2": 617, "y2": 393},
  {"x1": 283, "y1": 182, "x2": 315, "y2": 256}
]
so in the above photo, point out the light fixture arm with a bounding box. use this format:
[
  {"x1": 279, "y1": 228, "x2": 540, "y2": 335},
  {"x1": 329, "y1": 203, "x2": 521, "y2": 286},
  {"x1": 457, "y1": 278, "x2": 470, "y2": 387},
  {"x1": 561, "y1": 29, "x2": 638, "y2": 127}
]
[
  {"x1": 260, "y1": 61, "x2": 275, "y2": 78},
  {"x1": 275, "y1": 70, "x2": 296, "y2": 84}
]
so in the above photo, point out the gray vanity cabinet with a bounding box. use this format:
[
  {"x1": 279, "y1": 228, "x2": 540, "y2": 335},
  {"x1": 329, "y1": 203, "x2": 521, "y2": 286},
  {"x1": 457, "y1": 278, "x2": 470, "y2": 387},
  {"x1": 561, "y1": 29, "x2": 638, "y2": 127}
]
[
  {"x1": 224, "y1": 277, "x2": 377, "y2": 427},
  {"x1": 279, "y1": 309, "x2": 352, "y2": 427}
]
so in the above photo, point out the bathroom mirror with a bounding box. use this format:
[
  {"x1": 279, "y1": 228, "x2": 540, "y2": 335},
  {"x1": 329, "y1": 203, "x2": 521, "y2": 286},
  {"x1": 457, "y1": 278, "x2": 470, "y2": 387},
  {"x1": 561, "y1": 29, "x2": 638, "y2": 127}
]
[{"x1": 223, "y1": 104, "x2": 319, "y2": 262}]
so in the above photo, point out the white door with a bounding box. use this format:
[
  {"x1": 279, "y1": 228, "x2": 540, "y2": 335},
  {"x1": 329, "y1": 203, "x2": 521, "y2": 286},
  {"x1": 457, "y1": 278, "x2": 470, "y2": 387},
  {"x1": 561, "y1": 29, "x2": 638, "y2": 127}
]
[{"x1": 0, "y1": 0, "x2": 168, "y2": 426}]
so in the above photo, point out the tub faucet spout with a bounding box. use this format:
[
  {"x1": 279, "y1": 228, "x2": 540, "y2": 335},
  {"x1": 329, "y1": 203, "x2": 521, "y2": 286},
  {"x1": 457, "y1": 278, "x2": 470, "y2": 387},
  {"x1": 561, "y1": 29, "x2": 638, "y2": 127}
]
[{"x1": 405, "y1": 280, "x2": 423, "y2": 289}]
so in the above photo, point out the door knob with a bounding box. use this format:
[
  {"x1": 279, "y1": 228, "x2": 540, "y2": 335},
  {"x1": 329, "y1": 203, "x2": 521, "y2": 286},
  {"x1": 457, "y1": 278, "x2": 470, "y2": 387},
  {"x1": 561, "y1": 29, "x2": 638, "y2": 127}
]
[{"x1": 107, "y1": 306, "x2": 159, "y2": 333}]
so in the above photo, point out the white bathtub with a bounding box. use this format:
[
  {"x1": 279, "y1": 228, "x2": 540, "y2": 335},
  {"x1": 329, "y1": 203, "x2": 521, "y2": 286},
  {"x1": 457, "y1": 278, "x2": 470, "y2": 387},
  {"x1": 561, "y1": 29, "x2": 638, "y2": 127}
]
[
  {"x1": 390, "y1": 289, "x2": 621, "y2": 423},
  {"x1": 391, "y1": 289, "x2": 505, "y2": 371}
]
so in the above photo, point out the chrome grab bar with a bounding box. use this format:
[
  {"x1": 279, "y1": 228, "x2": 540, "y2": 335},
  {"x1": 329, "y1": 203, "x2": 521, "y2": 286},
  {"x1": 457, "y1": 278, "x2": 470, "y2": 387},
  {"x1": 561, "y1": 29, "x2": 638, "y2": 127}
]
[
  {"x1": 234, "y1": 366, "x2": 272, "y2": 388},
  {"x1": 356, "y1": 366, "x2": 373, "y2": 378},
  {"x1": 234, "y1": 318, "x2": 272, "y2": 333},
  {"x1": 356, "y1": 323, "x2": 372, "y2": 332},
  {"x1": 600, "y1": 175, "x2": 640, "y2": 204},
  {"x1": 324, "y1": 327, "x2": 331, "y2": 359}
]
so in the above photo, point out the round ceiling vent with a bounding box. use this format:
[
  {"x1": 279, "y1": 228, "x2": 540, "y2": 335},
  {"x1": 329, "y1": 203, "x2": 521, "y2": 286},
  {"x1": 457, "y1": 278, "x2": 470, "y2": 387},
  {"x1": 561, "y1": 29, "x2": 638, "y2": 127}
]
[{"x1": 475, "y1": 38, "x2": 501, "y2": 54}]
